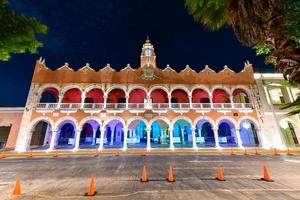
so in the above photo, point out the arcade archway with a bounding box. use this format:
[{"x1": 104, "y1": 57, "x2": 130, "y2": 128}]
[{"x1": 150, "y1": 119, "x2": 169, "y2": 148}]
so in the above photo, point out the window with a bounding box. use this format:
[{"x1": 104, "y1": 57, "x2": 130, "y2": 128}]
[{"x1": 268, "y1": 87, "x2": 285, "y2": 104}]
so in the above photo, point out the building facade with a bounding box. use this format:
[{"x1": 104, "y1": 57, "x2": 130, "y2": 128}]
[{"x1": 4, "y1": 39, "x2": 299, "y2": 152}]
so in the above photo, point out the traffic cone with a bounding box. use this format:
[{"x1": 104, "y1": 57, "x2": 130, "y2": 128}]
[
  {"x1": 87, "y1": 176, "x2": 95, "y2": 196},
  {"x1": 166, "y1": 164, "x2": 175, "y2": 182},
  {"x1": 255, "y1": 149, "x2": 260, "y2": 155},
  {"x1": 261, "y1": 165, "x2": 273, "y2": 182},
  {"x1": 216, "y1": 166, "x2": 225, "y2": 181},
  {"x1": 94, "y1": 149, "x2": 100, "y2": 157},
  {"x1": 273, "y1": 148, "x2": 280, "y2": 156},
  {"x1": 230, "y1": 149, "x2": 235, "y2": 155},
  {"x1": 12, "y1": 178, "x2": 21, "y2": 195},
  {"x1": 244, "y1": 149, "x2": 248, "y2": 155},
  {"x1": 0, "y1": 152, "x2": 6, "y2": 159},
  {"x1": 140, "y1": 165, "x2": 148, "y2": 182},
  {"x1": 287, "y1": 149, "x2": 293, "y2": 156},
  {"x1": 141, "y1": 151, "x2": 146, "y2": 157},
  {"x1": 53, "y1": 150, "x2": 59, "y2": 158},
  {"x1": 115, "y1": 151, "x2": 120, "y2": 157},
  {"x1": 27, "y1": 151, "x2": 33, "y2": 158}
]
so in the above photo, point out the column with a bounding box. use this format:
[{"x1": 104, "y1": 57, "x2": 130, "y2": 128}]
[
  {"x1": 81, "y1": 93, "x2": 86, "y2": 108},
  {"x1": 92, "y1": 128, "x2": 97, "y2": 145},
  {"x1": 98, "y1": 127, "x2": 106, "y2": 150},
  {"x1": 146, "y1": 128, "x2": 151, "y2": 150},
  {"x1": 125, "y1": 94, "x2": 129, "y2": 109},
  {"x1": 43, "y1": 125, "x2": 51, "y2": 146},
  {"x1": 235, "y1": 128, "x2": 244, "y2": 148},
  {"x1": 47, "y1": 130, "x2": 58, "y2": 151},
  {"x1": 181, "y1": 128, "x2": 185, "y2": 144},
  {"x1": 123, "y1": 127, "x2": 128, "y2": 150},
  {"x1": 230, "y1": 95, "x2": 234, "y2": 108},
  {"x1": 168, "y1": 94, "x2": 172, "y2": 109},
  {"x1": 73, "y1": 129, "x2": 82, "y2": 151},
  {"x1": 213, "y1": 127, "x2": 220, "y2": 148},
  {"x1": 209, "y1": 93, "x2": 213, "y2": 108},
  {"x1": 192, "y1": 127, "x2": 197, "y2": 149},
  {"x1": 58, "y1": 94, "x2": 63, "y2": 108},
  {"x1": 189, "y1": 95, "x2": 192, "y2": 109},
  {"x1": 169, "y1": 129, "x2": 174, "y2": 149},
  {"x1": 103, "y1": 94, "x2": 108, "y2": 109}
]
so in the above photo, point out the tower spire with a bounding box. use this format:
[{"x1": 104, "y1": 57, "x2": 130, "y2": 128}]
[{"x1": 140, "y1": 36, "x2": 156, "y2": 67}]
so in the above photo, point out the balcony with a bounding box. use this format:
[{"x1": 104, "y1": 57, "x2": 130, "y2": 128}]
[{"x1": 35, "y1": 102, "x2": 254, "y2": 113}]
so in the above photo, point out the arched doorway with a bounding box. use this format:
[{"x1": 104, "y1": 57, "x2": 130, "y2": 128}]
[
  {"x1": 62, "y1": 88, "x2": 82, "y2": 103},
  {"x1": 218, "y1": 119, "x2": 237, "y2": 147},
  {"x1": 232, "y1": 88, "x2": 250, "y2": 103},
  {"x1": 239, "y1": 119, "x2": 259, "y2": 147},
  {"x1": 150, "y1": 119, "x2": 169, "y2": 148},
  {"x1": 127, "y1": 119, "x2": 147, "y2": 148},
  {"x1": 212, "y1": 89, "x2": 230, "y2": 103},
  {"x1": 85, "y1": 88, "x2": 104, "y2": 103},
  {"x1": 280, "y1": 119, "x2": 300, "y2": 147},
  {"x1": 30, "y1": 121, "x2": 52, "y2": 149},
  {"x1": 104, "y1": 119, "x2": 124, "y2": 149},
  {"x1": 173, "y1": 119, "x2": 192, "y2": 148},
  {"x1": 55, "y1": 120, "x2": 76, "y2": 149},
  {"x1": 39, "y1": 87, "x2": 59, "y2": 103},
  {"x1": 171, "y1": 89, "x2": 189, "y2": 108},
  {"x1": 79, "y1": 120, "x2": 101, "y2": 148},
  {"x1": 195, "y1": 120, "x2": 215, "y2": 147}
]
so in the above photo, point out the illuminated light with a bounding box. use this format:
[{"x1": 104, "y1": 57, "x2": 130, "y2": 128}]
[
  {"x1": 146, "y1": 146, "x2": 151, "y2": 151},
  {"x1": 280, "y1": 120, "x2": 289, "y2": 129},
  {"x1": 242, "y1": 121, "x2": 251, "y2": 129}
]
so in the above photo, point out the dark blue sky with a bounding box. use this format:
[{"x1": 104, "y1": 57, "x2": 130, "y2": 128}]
[{"x1": 0, "y1": 0, "x2": 273, "y2": 107}]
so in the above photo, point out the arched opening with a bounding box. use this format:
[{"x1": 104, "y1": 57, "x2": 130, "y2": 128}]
[
  {"x1": 40, "y1": 87, "x2": 59, "y2": 103},
  {"x1": 212, "y1": 89, "x2": 230, "y2": 103},
  {"x1": 127, "y1": 119, "x2": 147, "y2": 148},
  {"x1": 150, "y1": 88, "x2": 168, "y2": 103},
  {"x1": 150, "y1": 120, "x2": 169, "y2": 148},
  {"x1": 218, "y1": 119, "x2": 237, "y2": 147},
  {"x1": 195, "y1": 120, "x2": 215, "y2": 147},
  {"x1": 104, "y1": 119, "x2": 124, "y2": 149},
  {"x1": 79, "y1": 120, "x2": 101, "y2": 148},
  {"x1": 129, "y1": 89, "x2": 147, "y2": 103},
  {"x1": 233, "y1": 88, "x2": 250, "y2": 103},
  {"x1": 280, "y1": 119, "x2": 300, "y2": 147},
  {"x1": 239, "y1": 119, "x2": 259, "y2": 147},
  {"x1": 107, "y1": 89, "x2": 126, "y2": 103},
  {"x1": 173, "y1": 119, "x2": 192, "y2": 148},
  {"x1": 171, "y1": 89, "x2": 189, "y2": 103},
  {"x1": 55, "y1": 120, "x2": 76, "y2": 149},
  {"x1": 62, "y1": 88, "x2": 82, "y2": 103},
  {"x1": 85, "y1": 88, "x2": 104, "y2": 103},
  {"x1": 30, "y1": 121, "x2": 52, "y2": 149},
  {"x1": 192, "y1": 89, "x2": 210, "y2": 103}
]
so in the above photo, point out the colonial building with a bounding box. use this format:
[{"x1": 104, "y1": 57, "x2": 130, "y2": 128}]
[{"x1": 1, "y1": 39, "x2": 299, "y2": 152}]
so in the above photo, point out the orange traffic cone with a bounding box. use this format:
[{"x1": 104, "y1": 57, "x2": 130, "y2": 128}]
[
  {"x1": 287, "y1": 149, "x2": 293, "y2": 156},
  {"x1": 27, "y1": 151, "x2": 33, "y2": 158},
  {"x1": 244, "y1": 149, "x2": 248, "y2": 155},
  {"x1": 255, "y1": 149, "x2": 260, "y2": 155},
  {"x1": 216, "y1": 166, "x2": 225, "y2": 181},
  {"x1": 12, "y1": 178, "x2": 21, "y2": 195},
  {"x1": 0, "y1": 152, "x2": 6, "y2": 159},
  {"x1": 115, "y1": 151, "x2": 120, "y2": 157},
  {"x1": 94, "y1": 149, "x2": 100, "y2": 157},
  {"x1": 230, "y1": 149, "x2": 235, "y2": 155},
  {"x1": 141, "y1": 151, "x2": 146, "y2": 157},
  {"x1": 53, "y1": 150, "x2": 59, "y2": 158},
  {"x1": 86, "y1": 176, "x2": 96, "y2": 196},
  {"x1": 140, "y1": 165, "x2": 148, "y2": 182},
  {"x1": 261, "y1": 165, "x2": 273, "y2": 182},
  {"x1": 273, "y1": 148, "x2": 280, "y2": 156},
  {"x1": 166, "y1": 164, "x2": 175, "y2": 182}
]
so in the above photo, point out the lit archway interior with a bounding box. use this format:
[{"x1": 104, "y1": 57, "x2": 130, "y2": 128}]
[
  {"x1": 127, "y1": 119, "x2": 147, "y2": 148},
  {"x1": 79, "y1": 120, "x2": 101, "y2": 148},
  {"x1": 239, "y1": 119, "x2": 259, "y2": 147},
  {"x1": 195, "y1": 120, "x2": 215, "y2": 147},
  {"x1": 150, "y1": 89, "x2": 168, "y2": 103},
  {"x1": 151, "y1": 119, "x2": 169, "y2": 148},
  {"x1": 192, "y1": 89, "x2": 210, "y2": 103},
  {"x1": 129, "y1": 89, "x2": 147, "y2": 103},
  {"x1": 85, "y1": 89, "x2": 104, "y2": 103},
  {"x1": 233, "y1": 88, "x2": 250, "y2": 103},
  {"x1": 104, "y1": 119, "x2": 124, "y2": 149},
  {"x1": 55, "y1": 120, "x2": 76, "y2": 149},
  {"x1": 218, "y1": 119, "x2": 237, "y2": 147},
  {"x1": 40, "y1": 87, "x2": 59, "y2": 103},
  {"x1": 173, "y1": 119, "x2": 192, "y2": 147},
  {"x1": 30, "y1": 121, "x2": 52, "y2": 149},
  {"x1": 107, "y1": 89, "x2": 126, "y2": 103},
  {"x1": 171, "y1": 89, "x2": 189, "y2": 104},
  {"x1": 62, "y1": 88, "x2": 82, "y2": 103},
  {"x1": 212, "y1": 89, "x2": 230, "y2": 103}
]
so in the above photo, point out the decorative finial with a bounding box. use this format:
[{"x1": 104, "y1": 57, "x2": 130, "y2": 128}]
[
  {"x1": 85, "y1": 63, "x2": 90, "y2": 67},
  {"x1": 64, "y1": 63, "x2": 69, "y2": 66},
  {"x1": 146, "y1": 35, "x2": 150, "y2": 43},
  {"x1": 127, "y1": 64, "x2": 130, "y2": 67}
]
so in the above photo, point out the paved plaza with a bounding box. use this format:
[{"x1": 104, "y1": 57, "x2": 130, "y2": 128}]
[{"x1": 1, "y1": 153, "x2": 300, "y2": 200}]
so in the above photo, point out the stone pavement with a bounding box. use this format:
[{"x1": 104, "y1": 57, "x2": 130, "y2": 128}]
[{"x1": 0, "y1": 154, "x2": 300, "y2": 200}]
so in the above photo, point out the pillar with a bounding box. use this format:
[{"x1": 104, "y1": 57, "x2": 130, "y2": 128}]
[
  {"x1": 230, "y1": 95, "x2": 234, "y2": 108},
  {"x1": 192, "y1": 127, "x2": 197, "y2": 149},
  {"x1": 98, "y1": 127, "x2": 106, "y2": 150},
  {"x1": 147, "y1": 128, "x2": 151, "y2": 150},
  {"x1": 181, "y1": 128, "x2": 185, "y2": 144},
  {"x1": 73, "y1": 129, "x2": 82, "y2": 151},
  {"x1": 58, "y1": 94, "x2": 63, "y2": 108},
  {"x1": 235, "y1": 128, "x2": 244, "y2": 148},
  {"x1": 81, "y1": 93, "x2": 86, "y2": 108},
  {"x1": 168, "y1": 94, "x2": 172, "y2": 109},
  {"x1": 123, "y1": 128, "x2": 128, "y2": 150},
  {"x1": 92, "y1": 128, "x2": 97, "y2": 145},
  {"x1": 47, "y1": 130, "x2": 58, "y2": 151},
  {"x1": 169, "y1": 129, "x2": 174, "y2": 149},
  {"x1": 213, "y1": 128, "x2": 220, "y2": 148},
  {"x1": 103, "y1": 94, "x2": 108, "y2": 108},
  {"x1": 189, "y1": 95, "x2": 192, "y2": 109}
]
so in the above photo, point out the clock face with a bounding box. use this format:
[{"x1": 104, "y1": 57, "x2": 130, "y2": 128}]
[{"x1": 145, "y1": 49, "x2": 151, "y2": 56}]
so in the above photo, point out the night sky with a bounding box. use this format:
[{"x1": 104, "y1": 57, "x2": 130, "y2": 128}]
[{"x1": 0, "y1": 0, "x2": 273, "y2": 107}]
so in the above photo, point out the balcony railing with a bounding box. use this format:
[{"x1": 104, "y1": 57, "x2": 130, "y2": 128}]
[{"x1": 35, "y1": 102, "x2": 253, "y2": 112}]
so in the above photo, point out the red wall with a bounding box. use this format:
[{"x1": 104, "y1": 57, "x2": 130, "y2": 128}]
[
  {"x1": 192, "y1": 89, "x2": 209, "y2": 103},
  {"x1": 62, "y1": 89, "x2": 82, "y2": 103},
  {"x1": 85, "y1": 89, "x2": 104, "y2": 103},
  {"x1": 212, "y1": 89, "x2": 230, "y2": 103},
  {"x1": 129, "y1": 89, "x2": 146, "y2": 103},
  {"x1": 150, "y1": 89, "x2": 168, "y2": 103},
  {"x1": 107, "y1": 89, "x2": 125, "y2": 103},
  {"x1": 171, "y1": 89, "x2": 189, "y2": 103}
]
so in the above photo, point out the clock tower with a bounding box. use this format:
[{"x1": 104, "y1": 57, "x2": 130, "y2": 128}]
[{"x1": 140, "y1": 37, "x2": 156, "y2": 67}]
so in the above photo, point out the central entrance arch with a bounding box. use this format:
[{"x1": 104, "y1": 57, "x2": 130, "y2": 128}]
[
  {"x1": 150, "y1": 119, "x2": 169, "y2": 148},
  {"x1": 104, "y1": 119, "x2": 124, "y2": 149},
  {"x1": 127, "y1": 119, "x2": 147, "y2": 148},
  {"x1": 172, "y1": 119, "x2": 192, "y2": 148}
]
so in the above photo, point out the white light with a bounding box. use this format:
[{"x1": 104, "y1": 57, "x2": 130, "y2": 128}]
[
  {"x1": 280, "y1": 120, "x2": 289, "y2": 129},
  {"x1": 146, "y1": 146, "x2": 151, "y2": 151},
  {"x1": 242, "y1": 121, "x2": 251, "y2": 129}
]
